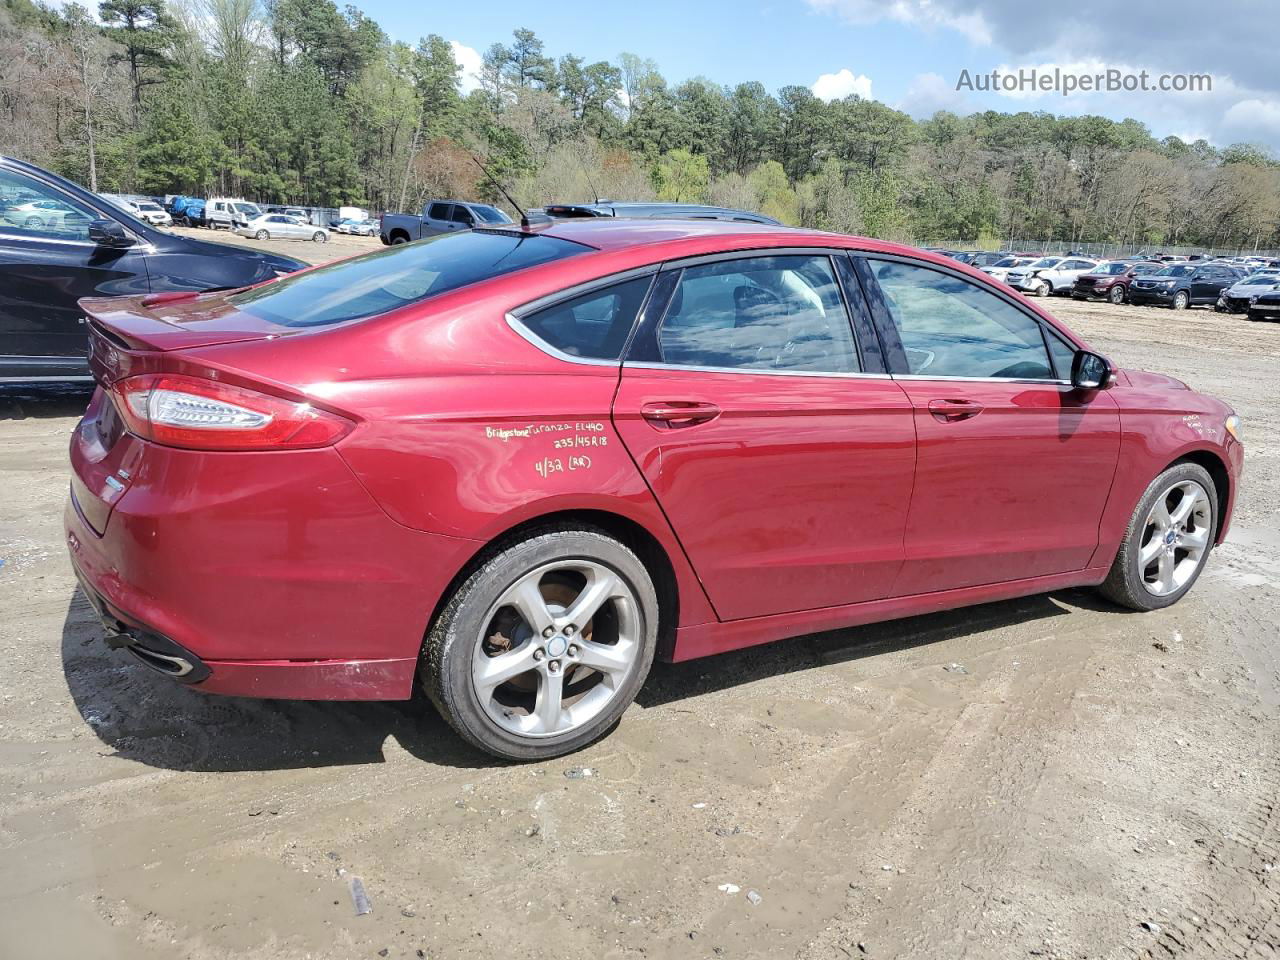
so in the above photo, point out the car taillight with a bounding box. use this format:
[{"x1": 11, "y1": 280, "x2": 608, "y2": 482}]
[{"x1": 111, "y1": 374, "x2": 354, "y2": 451}]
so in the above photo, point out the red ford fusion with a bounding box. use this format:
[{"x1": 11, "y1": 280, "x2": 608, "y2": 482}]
[{"x1": 66, "y1": 219, "x2": 1244, "y2": 759}]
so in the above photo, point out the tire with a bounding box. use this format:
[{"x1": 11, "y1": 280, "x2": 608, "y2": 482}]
[
  {"x1": 1109, "y1": 284, "x2": 1126, "y2": 305},
  {"x1": 1098, "y1": 462, "x2": 1218, "y2": 611},
  {"x1": 255, "y1": 229, "x2": 268, "y2": 240},
  {"x1": 1172, "y1": 290, "x2": 1189, "y2": 310},
  {"x1": 312, "y1": 231, "x2": 327, "y2": 243},
  {"x1": 390, "y1": 233, "x2": 408, "y2": 245},
  {"x1": 1036, "y1": 279, "x2": 1051, "y2": 297},
  {"x1": 423, "y1": 526, "x2": 659, "y2": 760},
  {"x1": 23, "y1": 215, "x2": 43, "y2": 229}
]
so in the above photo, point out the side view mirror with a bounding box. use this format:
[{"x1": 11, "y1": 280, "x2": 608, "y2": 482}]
[
  {"x1": 1071, "y1": 350, "x2": 1112, "y2": 390},
  {"x1": 88, "y1": 219, "x2": 134, "y2": 248}
]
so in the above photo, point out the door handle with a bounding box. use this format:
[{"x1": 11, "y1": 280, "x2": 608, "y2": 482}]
[
  {"x1": 641, "y1": 401, "x2": 721, "y2": 428},
  {"x1": 928, "y1": 398, "x2": 984, "y2": 422}
]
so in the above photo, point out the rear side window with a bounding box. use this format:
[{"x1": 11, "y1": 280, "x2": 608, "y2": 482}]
[
  {"x1": 427, "y1": 202, "x2": 452, "y2": 220},
  {"x1": 866, "y1": 259, "x2": 1053, "y2": 379},
  {"x1": 517, "y1": 275, "x2": 653, "y2": 360},
  {"x1": 227, "y1": 231, "x2": 588, "y2": 328},
  {"x1": 657, "y1": 255, "x2": 860, "y2": 373}
]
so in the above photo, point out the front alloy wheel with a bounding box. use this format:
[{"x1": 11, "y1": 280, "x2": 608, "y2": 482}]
[
  {"x1": 1173, "y1": 291, "x2": 1190, "y2": 310},
  {"x1": 1099, "y1": 463, "x2": 1217, "y2": 611},
  {"x1": 1109, "y1": 284, "x2": 1126, "y2": 304},
  {"x1": 424, "y1": 527, "x2": 658, "y2": 760}
]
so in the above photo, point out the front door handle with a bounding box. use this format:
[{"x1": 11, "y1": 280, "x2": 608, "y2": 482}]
[
  {"x1": 928, "y1": 398, "x2": 984, "y2": 422},
  {"x1": 641, "y1": 401, "x2": 721, "y2": 428}
]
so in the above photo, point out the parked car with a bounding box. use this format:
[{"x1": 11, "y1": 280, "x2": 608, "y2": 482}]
[
  {"x1": 948, "y1": 251, "x2": 1009, "y2": 268},
  {"x1": 1217, "y1": 270, "x2": 1280, "y2": 313},
  {"x1": 206, "y1": 197, "x2": 264, "y2": 230},
  {"x1": 1007, "y1": 256, "x2": 1101, "y2": 296},
  {"x1": 1071, "y1": 260, "x2": 1164, "y2": 305},
  {"x1": 981, "y1": 255, "x2": 1037, "y2": 283},
  {"x1": 0, "y1": 156, "x2": 306, "y2": 382},
  {"x1": 6, "y1": 197, "x2": 92, "y2": 234},
  {"x1": 66, "y1": 220, "x2": 1242, "y2": 759},
  {"x1": 234, "y1": 213, "x2": 329, "y2": 243},
  {"x1": 166, "y1": 195, "x2": 206, "y2": 227},
  {"x1": 335, "y1": 217, "x2": 378, "y2": 236},
  {"x1": 1129, "y1": 262, "x2": 1246, "y2": 310},
  {"x1": 536, "y1": 202, "x2": 781, "y2": 225},
  {"x1": 1246, "y1": 290, "x2": 1280, "y2": 322},
  {"x1": 380, "y1": 199, "x2": 513, "y2": 244}
]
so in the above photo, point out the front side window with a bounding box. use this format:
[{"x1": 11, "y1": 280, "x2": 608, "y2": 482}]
[
  {"x1": 517, "y1": 275, "x2": 653, "y2": 360},
  {"x1": 0, "y1": 169, "x2": 96, "y2": 241},
  {"x1": 866, "y1": 259, "x2": 1054, "y2": 380},
  {"x1": 227, "y1": 230, "x2": 588, "y2": 328},
  {"x1": 656, "y1": 254, "x2": 860, "y2": 373}
]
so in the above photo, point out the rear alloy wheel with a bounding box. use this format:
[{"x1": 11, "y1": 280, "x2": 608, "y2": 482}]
[
  {"x1": 423, "y1": 527, "x2": 658, "y2": 760},
  {"x1": 312, "y1": 231, "x2": 327, "y2": 243},
  {"x1": 1109, "y1": 283, "x2": 1126, "y2": 305},
  {"x1": 1173, "y1": 291, "x2": 1190, "y2": 310},
  {"x1": 1099, "y1": 462, "x2": 1217, "y2": 611},
  {"x1": 255, "y1": 229, "x2": 269, "y2": 240}
]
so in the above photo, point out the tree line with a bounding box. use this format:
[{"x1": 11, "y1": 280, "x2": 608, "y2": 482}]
[{"x1": 2, "y1": 0, "x2": 1278, "y2": 249}]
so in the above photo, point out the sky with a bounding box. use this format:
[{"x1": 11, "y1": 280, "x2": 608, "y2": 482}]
[{"x1": 354, "y1": 0, "x2": 1279, "y2": 151}]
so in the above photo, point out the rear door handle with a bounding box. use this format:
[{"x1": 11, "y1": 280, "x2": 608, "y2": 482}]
[
  {"x1": 928, "y1": 398, "x2": 984, "y2": 422},
  {"x1": 641, "y1": 401, "x2": 721, "y2": 428}
]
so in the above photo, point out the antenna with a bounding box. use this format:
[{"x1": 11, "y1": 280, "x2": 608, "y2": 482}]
[{"x1": 470, "y1": 155, "x2": 528, "y2": 224}]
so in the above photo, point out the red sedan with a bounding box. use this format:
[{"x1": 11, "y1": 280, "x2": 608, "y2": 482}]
[{"x1": 67, "y1": 220, "x2": 1244, "y2": 759}]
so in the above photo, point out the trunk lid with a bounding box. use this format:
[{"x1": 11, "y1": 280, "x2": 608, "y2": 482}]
[{"x1": 80, "y1": 290, "x2": 290, "y2": 355}]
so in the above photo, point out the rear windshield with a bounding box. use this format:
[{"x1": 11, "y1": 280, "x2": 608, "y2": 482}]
[{"x1": 227, "y1": 230, "x2": 587, "y2": 328}]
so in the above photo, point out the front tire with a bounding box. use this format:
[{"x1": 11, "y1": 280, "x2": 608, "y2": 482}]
[
  {"x1": 1035, "y1": 279, "x2": 1051, "y2": 297},
  {"x1": 1109, "y1": 284, "x2": 1126, "y2": 305},
  {"x1": 423, "y1": 526, "x2": 659, "y2": 760},
  {"x1": 255, "y1": 229, "x2": 268, "y2": 240},
  {"x1": 312, "y1": 231, "x2": 327, "y2": 243},
  {"x1": 1173, "y1": 291, "x2": 1189, "y2": 310},
  {"x1": 1098, "y1": 462, "x2": 1217, "y2": 611}
]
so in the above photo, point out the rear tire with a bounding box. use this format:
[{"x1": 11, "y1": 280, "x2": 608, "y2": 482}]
[
  {"x1": 423, "y1": 526, "x2": 659, "y2": 760},
  {"x1": 1098, "y1": 462, "x2": 1217, "y2": 611}
]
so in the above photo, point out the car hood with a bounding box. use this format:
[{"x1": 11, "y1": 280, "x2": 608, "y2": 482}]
[
  {"x1": 1228, "y1": 282, "x2": 1280, "y2": 295},
  {"x1": 1122, "y1": 368, "x2": 1190, "y2": 392}
]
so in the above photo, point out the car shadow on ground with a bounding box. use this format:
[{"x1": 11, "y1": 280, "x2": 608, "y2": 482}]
[
  {"x1": 62, "y1": 584, "x2": 1129, "y2": 774},
  {"x1": 0, "y1": 384, "x2": 94, "y2": 420}
]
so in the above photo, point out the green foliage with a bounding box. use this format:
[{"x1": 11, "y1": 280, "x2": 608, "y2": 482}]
[{"x1": 3, "y1": 6, "x2": 1278, "y2": 250}]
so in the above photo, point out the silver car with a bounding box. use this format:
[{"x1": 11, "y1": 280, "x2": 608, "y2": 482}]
[{"x1": 236, "y1": 213, "x2": 329, "y2": 243}]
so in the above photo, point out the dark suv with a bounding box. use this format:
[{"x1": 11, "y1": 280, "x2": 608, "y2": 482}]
[
  {"x1": 0, "y1": 156, "x2": 305, "y2": 382},
  {"x1": 1072, "y1": 260, "x2": 1164, "y2": 304},
  {"x1": 1128, "y1": 262, "x2": 1245, "y2": 310}
]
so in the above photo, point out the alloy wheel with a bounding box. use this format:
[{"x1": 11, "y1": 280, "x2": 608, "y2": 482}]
[
  {"x1": 471, "y1": 560, "x2": 641, "y2": 738},
  {"x1": 1173, "y1": 291, "x2": 1189, "y2": 310},
  {"x1": 1137, "y1": 479, "x2": 1212, "y2": 596},
  {"x1": 1109, "y1": 284, "x2": 1125, "y2": 304}
]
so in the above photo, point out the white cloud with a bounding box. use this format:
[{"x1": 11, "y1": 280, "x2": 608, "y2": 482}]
[
  {"x1": 806, "y1": 0, "x2": 992, "y2": 46},
  {"x1": 449, "y1": 40, "x2": 483, "y2": 95},
  {"x1": 898, "y1": 71, "x2": 971, "y2": 117},
  {"x1": 812, "y1": 68, "x2": 873, "y2": 102},
  {"x1": 1222, "y1": 98, "x2": 1280, "y2": 140}
]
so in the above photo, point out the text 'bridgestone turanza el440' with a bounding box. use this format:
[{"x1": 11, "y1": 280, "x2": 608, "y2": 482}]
[{"x1": 422, "y1": 526, "x2": 659, "y2": 760}]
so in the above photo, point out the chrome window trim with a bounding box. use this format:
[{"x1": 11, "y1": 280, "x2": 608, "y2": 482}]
[
  {"x1": 892, "y1": 374, "x2": 1072, "y2": 385},
  {"x1": 0, "y1": 375, "x2": 94, "y2": 383},
  {"x1": 0, "y1": 227, "x2": 154, "y2": 252},
  {"x1": 503, "y1": 312, "x2": 622, "y2": 369},
  {"x1": 623, "y1": 360, "x2": 893, "y2": 380}
]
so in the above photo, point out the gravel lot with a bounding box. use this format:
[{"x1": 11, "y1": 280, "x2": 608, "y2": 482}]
[{"x1": 1, "y1": 248, "x2": 1278, "y2": 960}]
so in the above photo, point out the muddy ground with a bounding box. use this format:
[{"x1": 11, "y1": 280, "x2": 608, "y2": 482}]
[{"x1": 1, "y1": 261, "x2": 1278, "y2": 960}]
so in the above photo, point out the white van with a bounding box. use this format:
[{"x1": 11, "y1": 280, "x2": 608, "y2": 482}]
[{"x1": 206, "y1": 198, "x2": 264, "y2": 230}]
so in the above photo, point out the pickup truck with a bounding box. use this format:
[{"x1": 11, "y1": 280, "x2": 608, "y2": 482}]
[{"x1": 379, "y1": 199, "x2": 512, "y2": 244}]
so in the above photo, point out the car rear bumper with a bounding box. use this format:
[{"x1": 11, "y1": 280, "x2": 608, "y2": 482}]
[{"x1": 65, "y1": 419, "x2": 481, "y2": 700}]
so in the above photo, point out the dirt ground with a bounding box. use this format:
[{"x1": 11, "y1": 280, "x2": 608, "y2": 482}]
[{"x1": 1, "y1": 253, "x2": 1279, "y2": 960}]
